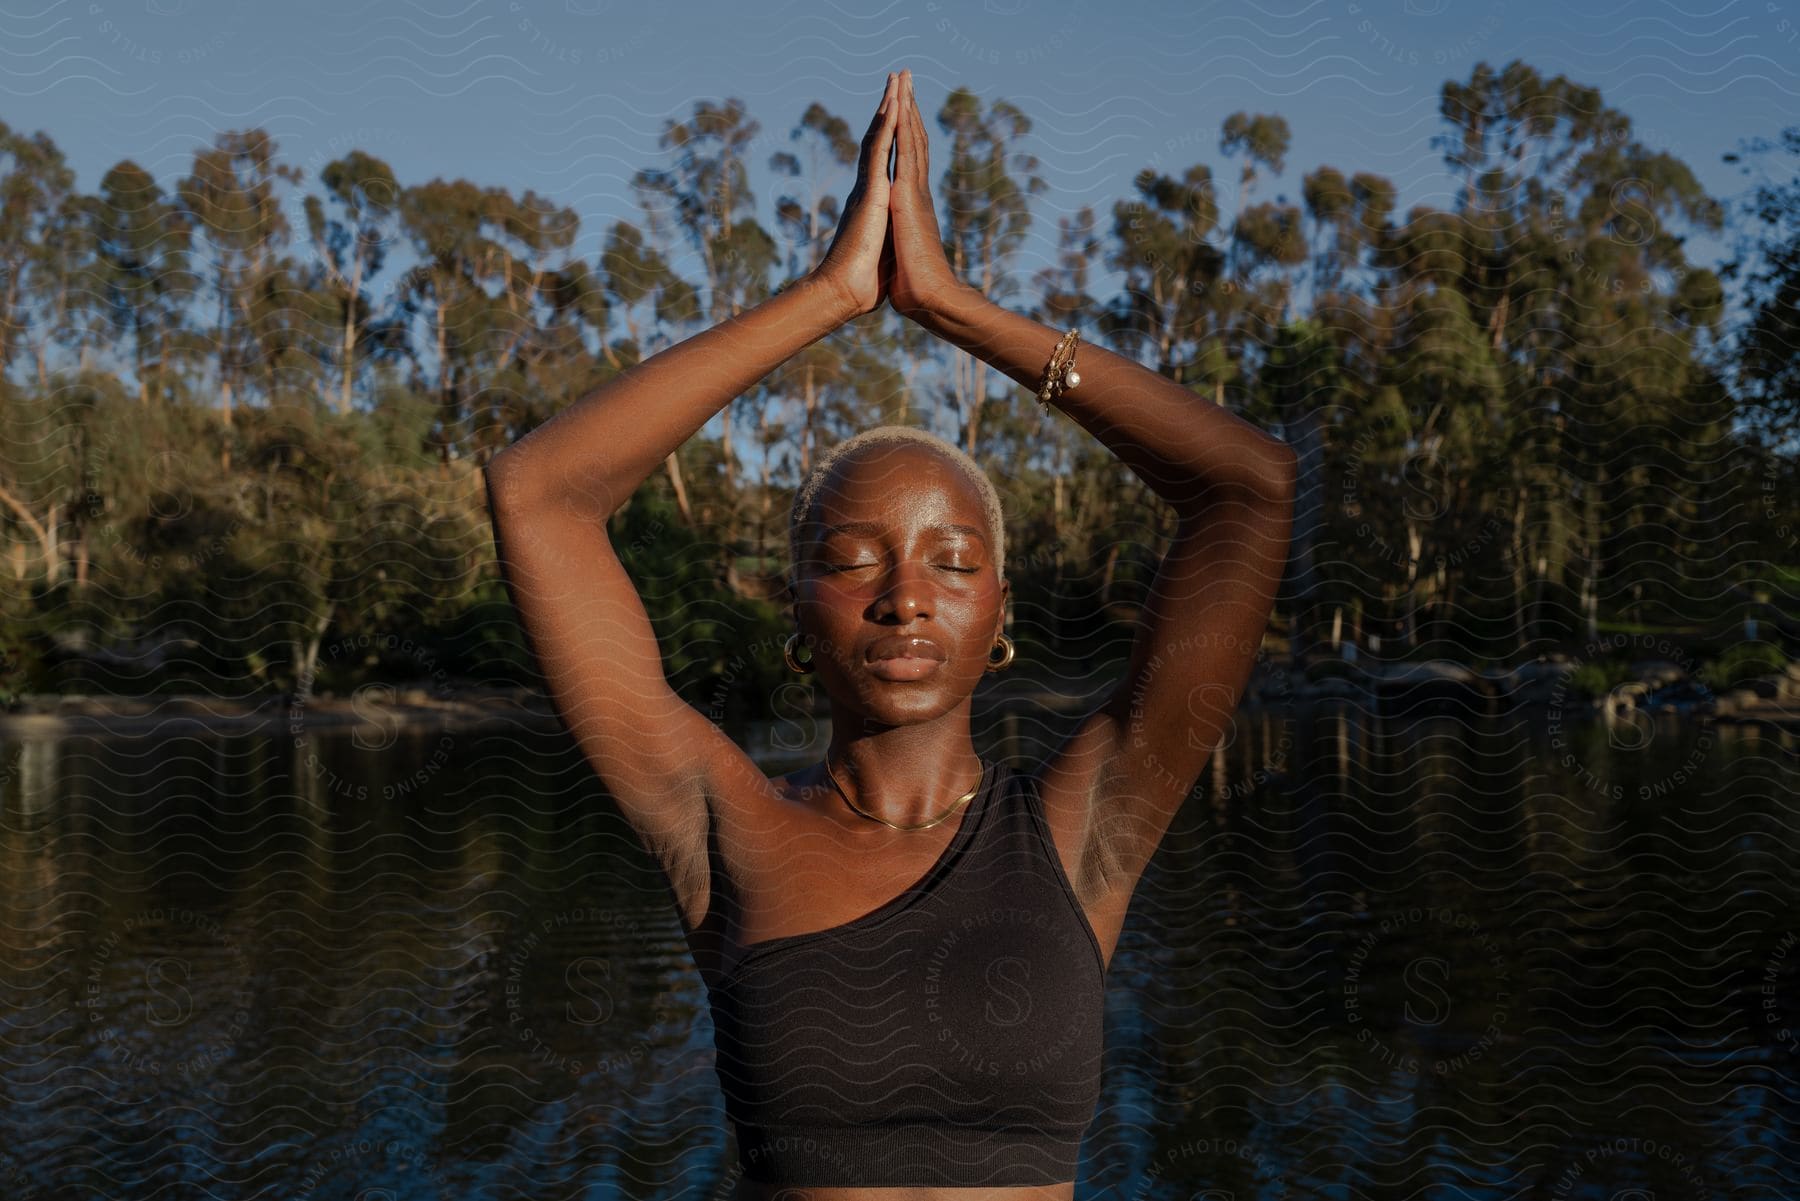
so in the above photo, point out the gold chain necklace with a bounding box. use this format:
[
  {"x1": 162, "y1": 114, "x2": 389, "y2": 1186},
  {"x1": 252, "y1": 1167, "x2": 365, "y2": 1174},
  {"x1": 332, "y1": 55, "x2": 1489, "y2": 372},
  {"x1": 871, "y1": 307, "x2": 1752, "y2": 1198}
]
[{"x1": 823, "y1": 758, "x2": 981, "y2": 831}]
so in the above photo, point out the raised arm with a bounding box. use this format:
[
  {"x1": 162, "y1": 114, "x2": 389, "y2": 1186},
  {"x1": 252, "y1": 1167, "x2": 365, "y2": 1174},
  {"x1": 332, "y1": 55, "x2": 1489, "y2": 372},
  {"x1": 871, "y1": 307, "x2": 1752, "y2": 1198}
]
[
  {"x1": 488, "y1": 69, "x2": 903, "y2": 516},
  {"x1": 483, "y1": 72, "x2": 905, "y2": 928},
  {"x1": 886, "y1": 68, "x2": 1297, "y2": 913}
]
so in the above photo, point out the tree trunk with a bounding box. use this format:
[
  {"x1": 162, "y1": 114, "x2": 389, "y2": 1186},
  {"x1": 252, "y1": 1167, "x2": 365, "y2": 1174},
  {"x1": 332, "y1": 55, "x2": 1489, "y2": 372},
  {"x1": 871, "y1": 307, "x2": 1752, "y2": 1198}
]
[
  {"x1": 136, "y1": 320, "x2": 149, "y2": 406},
  {"x1": 436, "y1": 299, "x2": 451, "y2": 466},
  {"x1": 1099, "y1": 542, "x2": 1120, "y2": 605},
  {"x1": 220, "y1": 373, "x2": 234, "y2": 473},
  {"x1": 967, "y1": 251, "x2": 993, "y2": 456},
  {"x1": 1403, "y1": 519, "x2": 1422, "y2": 652},
  {"x1": 1511, "y1": 487, "x2": 1529, "y2": 648},
  {"x1": 1580, "y1": 463, "x2": 1605, "y2": 641},
  {"x1": 340, "y1": 251, "x2": 364, "y2": 416},
  {"x1": 293, "y1": 604, "x2": 335, "y2": 702},
  {"x1": 757, "y1": 402, "x2": 772, "y2": 571},
  {"x1": 218, "y1": 280, "x2": 233, "y2": 471},
  {"x1": 44, "y1": 501, "x2": 60, "y2": 586},
  {"x1": 1283, "y1": 401, "x2": 1324, "y2": 668},
  {"x1": 664, "y1": 450, "x2": 694, "y2": 527},
  {"x1": 0, "y1": 482, "x2": 55, "y2": 585}
]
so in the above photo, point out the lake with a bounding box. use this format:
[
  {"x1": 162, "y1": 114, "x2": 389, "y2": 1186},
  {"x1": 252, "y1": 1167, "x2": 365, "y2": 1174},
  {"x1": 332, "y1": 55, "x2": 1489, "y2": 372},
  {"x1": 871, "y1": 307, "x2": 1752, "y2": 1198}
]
[{"x1": 0, "y1": 701, "x2": 1793, "y2": 1199}]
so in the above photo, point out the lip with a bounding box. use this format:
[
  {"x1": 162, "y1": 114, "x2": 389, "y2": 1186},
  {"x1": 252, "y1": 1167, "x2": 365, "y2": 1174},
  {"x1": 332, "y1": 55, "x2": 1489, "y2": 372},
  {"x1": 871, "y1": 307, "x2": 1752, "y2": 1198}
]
[
  {"x1": 865, "y1": 635, "x2": 947, "y2": 663},
  {"x1": 865, "y1": 655, "x2": 943, "y2": 681}
]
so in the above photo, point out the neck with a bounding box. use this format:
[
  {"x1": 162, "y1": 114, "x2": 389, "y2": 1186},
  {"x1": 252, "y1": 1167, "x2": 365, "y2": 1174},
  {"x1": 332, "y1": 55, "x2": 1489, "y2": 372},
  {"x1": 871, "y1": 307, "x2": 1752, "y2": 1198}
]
[{"x1": 817, "y1": 717, "x2": 984, "y2": 829}]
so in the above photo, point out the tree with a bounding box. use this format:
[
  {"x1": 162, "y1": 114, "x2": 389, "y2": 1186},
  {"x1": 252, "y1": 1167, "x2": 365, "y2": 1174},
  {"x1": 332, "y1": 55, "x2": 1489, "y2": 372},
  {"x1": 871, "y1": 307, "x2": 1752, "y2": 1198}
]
[
  {"x1": 88, "y1": 160, "x2": 197, "y2": 407},
  {"x1": 1721, "y1": 126, "x2": 1800, "y2": 447},
  {"x1": 770, "y1": 97, "x2": 865, "y2": 479},
  {"x1": 935, "y1": 86, "x2": 1045, "y2": 454},
  {"x1": 176, "y1": 128, "x2": 304, "y2": 469},
  {"x1": 0, "y1": 122, "x2": 77, "y2": 379},
  {"x1": 304, "y1": 150, "x2": 402, "y2": 417},
  {"x1": 633, "y1": 98, "x2": 781, "y2": 498}
]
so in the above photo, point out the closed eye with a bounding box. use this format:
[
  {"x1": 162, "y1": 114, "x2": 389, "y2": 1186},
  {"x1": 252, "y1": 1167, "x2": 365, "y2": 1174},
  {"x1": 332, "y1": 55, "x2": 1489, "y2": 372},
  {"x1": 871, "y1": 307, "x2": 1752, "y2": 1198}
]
[{"x1": 824, "y1": 563, "x2": 978, "y2": 573}]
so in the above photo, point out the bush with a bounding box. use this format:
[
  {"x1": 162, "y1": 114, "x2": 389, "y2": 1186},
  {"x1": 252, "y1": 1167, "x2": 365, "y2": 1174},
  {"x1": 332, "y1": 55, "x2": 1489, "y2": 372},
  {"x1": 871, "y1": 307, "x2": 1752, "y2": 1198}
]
[
  {"x1": 1566, "y1": 659, "x2": 1633, "y2": 701},
  {"x1": 1698, "y1": 641, "x2": 1791, "y2": 691}
]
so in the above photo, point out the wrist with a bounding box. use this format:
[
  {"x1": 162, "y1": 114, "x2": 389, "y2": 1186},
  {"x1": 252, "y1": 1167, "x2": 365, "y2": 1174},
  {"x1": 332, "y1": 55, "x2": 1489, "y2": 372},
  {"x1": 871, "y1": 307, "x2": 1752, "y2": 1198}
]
[
  {"x1": 913, "y1": 281, "x2": 985, "y2": 340},
  {"x1": 798, "y1": 270, "x2": 863, "y2": 328}
]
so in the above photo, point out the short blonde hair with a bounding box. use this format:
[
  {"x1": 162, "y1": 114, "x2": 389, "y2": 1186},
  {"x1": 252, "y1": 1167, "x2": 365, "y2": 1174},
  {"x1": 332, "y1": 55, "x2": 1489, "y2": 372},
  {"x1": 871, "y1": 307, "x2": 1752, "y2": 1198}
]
[{"x1": 787, "y1": 424, "x2": 1005, "y2": 591}]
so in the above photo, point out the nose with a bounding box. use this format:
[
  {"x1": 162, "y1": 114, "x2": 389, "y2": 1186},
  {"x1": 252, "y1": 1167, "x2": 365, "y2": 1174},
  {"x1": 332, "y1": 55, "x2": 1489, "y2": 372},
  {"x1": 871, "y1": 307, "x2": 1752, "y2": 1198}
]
[{"x1": 872, "y1": 559, "x2": 934, "y2": 623}]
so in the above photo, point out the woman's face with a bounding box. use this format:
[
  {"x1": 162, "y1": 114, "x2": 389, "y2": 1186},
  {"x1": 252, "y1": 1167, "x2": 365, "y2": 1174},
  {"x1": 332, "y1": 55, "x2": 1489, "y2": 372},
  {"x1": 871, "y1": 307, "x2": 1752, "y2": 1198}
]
[{"x1": 791, "y1": 443, "x2": 1008, "y2": 726}]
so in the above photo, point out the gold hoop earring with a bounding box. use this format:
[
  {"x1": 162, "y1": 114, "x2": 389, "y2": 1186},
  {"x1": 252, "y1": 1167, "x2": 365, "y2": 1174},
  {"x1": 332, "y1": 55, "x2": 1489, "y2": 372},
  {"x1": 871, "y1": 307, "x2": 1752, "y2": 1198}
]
[
  {"x1": 784, "y1": 632, "x2": 815, "y2": 674},
  {"x1": 985, "y1": 633, "x2": 1015, "y2": 672}
]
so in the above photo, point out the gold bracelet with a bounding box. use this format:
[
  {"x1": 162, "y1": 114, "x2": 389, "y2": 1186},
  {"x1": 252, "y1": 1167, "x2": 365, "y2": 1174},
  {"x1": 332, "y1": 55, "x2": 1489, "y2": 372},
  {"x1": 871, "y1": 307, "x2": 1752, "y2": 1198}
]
[{"x1": 1037, "y1": 328, "x2": 1082, "y2": 413}]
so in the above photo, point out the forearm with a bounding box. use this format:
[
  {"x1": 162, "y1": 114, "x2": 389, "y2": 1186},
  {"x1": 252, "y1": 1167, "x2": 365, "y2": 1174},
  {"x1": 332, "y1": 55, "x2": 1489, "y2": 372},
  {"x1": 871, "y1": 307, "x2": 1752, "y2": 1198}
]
[
  {"x1": 487, "y1": 273, "x2": 855, "y2": 520},
  {"x1": 917, "y1": 285, "x2": 1296, "y2": 512}
]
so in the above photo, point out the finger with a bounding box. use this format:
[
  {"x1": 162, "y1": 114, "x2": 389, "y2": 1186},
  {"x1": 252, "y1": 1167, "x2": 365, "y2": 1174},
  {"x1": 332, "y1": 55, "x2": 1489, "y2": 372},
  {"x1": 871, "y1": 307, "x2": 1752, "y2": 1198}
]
[
  {"x1": 872, "y1": 71, "x2": 894, "y2": 123},
  {"x1": 893, "y1": 73, "x2": 916, "y2": 186},
  {"x1": 906, "y1": 71, "x2": 927, "y2": 158},
  {"x1": 864, "y1": 79, "x2": 899, "y2": 181},
  {"x1": 857, "y1": 79, "x2": 890, "y2": 176},
  {"x1": 863, "y1": 74, "x2": 897, "y2": 151},
  {"x1": 902, "y1": 71, "x2": 927, "y2": 181},
  {"x1": 861, "y1": 96, "x2": 898, "y2": 189}
]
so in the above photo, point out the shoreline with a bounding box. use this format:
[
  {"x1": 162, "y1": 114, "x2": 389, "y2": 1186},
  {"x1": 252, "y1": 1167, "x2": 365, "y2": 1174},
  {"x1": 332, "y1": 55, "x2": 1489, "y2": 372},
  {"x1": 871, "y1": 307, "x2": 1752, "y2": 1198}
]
[
  {"x1": 4, "y1": 665, "x2": 1799, "y2": 738},
  {"x1": 0, "y1": 686, "x2": 566, "y2": 739}
]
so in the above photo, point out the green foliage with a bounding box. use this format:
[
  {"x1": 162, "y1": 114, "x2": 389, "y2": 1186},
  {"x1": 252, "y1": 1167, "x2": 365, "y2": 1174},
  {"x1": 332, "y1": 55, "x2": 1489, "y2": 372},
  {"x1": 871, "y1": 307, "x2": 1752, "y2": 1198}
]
[
  {"x1": 1698, "y1": 642, "x2": 1791, "y2": 692},
  {"x1": 0, "y1": 81, "x2": 1793, "y2": 718},
  {"x1": 1567, "y1": 659, "x2": 1633, "y2": 701}
]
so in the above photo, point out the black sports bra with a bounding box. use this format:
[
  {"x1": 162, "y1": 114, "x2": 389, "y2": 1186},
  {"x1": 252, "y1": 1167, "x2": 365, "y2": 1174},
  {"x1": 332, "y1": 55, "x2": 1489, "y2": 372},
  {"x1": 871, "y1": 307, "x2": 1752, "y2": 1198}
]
[{"x1": 702, "y1": 758, "x2": 1109, "y2": 1188}]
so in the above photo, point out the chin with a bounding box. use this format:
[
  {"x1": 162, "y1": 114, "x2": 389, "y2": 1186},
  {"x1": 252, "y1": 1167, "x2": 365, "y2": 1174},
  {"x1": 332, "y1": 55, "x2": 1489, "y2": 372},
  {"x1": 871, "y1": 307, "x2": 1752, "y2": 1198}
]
[{"x1": 833, "y1": 674, "x2": 965, "y2": 724}]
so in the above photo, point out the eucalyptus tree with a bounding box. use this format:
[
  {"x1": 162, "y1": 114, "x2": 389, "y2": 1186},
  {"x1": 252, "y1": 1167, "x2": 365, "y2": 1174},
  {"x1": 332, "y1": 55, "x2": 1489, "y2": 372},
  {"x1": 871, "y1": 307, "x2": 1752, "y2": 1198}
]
[
  {"x1": 1722, "y1": 126, "x2": 1800, "y2": 449},
  {"x1": 396, "y1": 177, "x2": 486, "y2": 466},
  {"x1": 1367, "y1": 201, "x2": 1506, "y2": 650},
  {"x1": 934, "y1": 85, "x2": 1044, "y2": 454},
  {"x1": 632, "y1": 97, "x2": 780, "y2": 503},
  {"x1": 0, "y1": 121, "x2": 78, "y2": 382},
  {"x1": 1719, "y1": 126, "x2": 1800, "y2": 581},
  {"x1": 1218, "y1": 112, "x2": 1301, "y2": 404},
  {"x1": 597, "y1": 220, "x2": 694, "y2": 526},
  {"x1": 1431, "y1": 60, "x2": 1724, "y2": 643},
  {"x1": 88, "y1": 160, "x2": 197, "y2": 408},
  {"x1": 1105, "y1": 161, "x2": 1229, "y2": 396},
  {"x1": 176, "y1": 128, "x2": 304, "y2": 469},
  {"x1": 1292, "y1": 165, "x2": 1393, "y2": 658},
  {"x1": 1017, "y1": 204, "x2": 1143, "y2": 634},
  {"x1": 467, "y1": 186, "x2": 580, "y2": 463},
  {"x1": 392, "y1": 178, "x2": 578, "y2": 469},
  {"x1": 770, "y1": 97, "x2": 870, "y2": 481},
  {"x1": 304, "y1": 150, "x2": 402, "y2": 416}
]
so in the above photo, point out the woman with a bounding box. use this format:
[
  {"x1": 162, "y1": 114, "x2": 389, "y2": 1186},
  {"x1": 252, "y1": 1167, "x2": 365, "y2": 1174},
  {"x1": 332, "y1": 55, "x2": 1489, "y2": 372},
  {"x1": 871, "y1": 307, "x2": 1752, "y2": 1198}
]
[{"x1": 485, "y1": 68, "x2": 1296, "y2": 1200}]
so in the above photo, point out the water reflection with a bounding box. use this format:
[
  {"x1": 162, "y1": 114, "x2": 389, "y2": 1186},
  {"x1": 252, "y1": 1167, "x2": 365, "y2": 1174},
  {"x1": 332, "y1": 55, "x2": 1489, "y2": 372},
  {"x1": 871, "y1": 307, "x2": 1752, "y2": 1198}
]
[{"x1": 0, "y1": 704, "x2": 1793, "y2": 1199}]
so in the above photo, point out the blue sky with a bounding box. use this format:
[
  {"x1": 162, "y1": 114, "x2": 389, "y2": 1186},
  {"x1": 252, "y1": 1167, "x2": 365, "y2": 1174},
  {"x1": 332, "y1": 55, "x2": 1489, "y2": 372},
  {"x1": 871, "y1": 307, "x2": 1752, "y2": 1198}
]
[{"x1": 7, "y1": 0, "x2": 1798, "y2": 395}]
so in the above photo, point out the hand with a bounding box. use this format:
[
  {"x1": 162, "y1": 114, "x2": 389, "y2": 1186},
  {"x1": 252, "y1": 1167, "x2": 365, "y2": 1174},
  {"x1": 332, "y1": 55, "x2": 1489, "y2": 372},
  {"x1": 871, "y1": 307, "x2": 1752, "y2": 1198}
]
[
  {"x1": 811, "y1": 72, "x2": 901, "y2": 320},
  {"x1": 887, "y1": 68, "x2": 963, "y2": 323}
]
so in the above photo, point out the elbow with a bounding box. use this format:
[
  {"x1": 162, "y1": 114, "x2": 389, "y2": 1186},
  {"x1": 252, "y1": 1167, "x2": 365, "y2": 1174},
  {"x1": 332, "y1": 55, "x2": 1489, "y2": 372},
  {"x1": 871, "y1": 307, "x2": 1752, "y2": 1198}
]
[
  {"x1": 482, "y1": 441, "x2": 565, "y2": 518},
  {"x1": 483, "y1": 447, "x2": 540, "y2": 519},
  {"x1": 1270, "y1": 438, "x2": 1299, "y2": 504},
  {"x1": 485, "y1": 445, "x2": 620, "y2": 523},
  {"x1": 1235, "y1": 436, "x2": 1297, "y2": 512}
]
